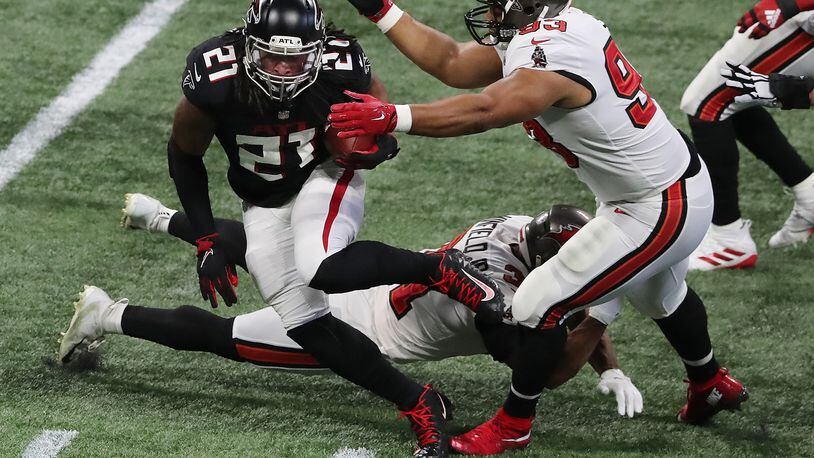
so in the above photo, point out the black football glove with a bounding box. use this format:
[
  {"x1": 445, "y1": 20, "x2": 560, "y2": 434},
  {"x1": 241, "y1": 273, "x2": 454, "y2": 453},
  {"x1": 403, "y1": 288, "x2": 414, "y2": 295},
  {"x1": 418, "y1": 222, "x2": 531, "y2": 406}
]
[
  {"x1": 335, "y1": 133, "x2": 400, "y2": 170},
  {"x1": 195, "y1": 232, "x2": 239, "y2": 308}
]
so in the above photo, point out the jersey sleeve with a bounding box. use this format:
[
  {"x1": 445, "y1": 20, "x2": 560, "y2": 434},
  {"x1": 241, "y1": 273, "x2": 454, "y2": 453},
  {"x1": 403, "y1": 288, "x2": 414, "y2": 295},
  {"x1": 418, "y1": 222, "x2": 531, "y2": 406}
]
[
  {"x1": 319, "y1": 37, "x2": 373, "y2": 94},
  {"x1": 180, "y1": 35, "x2": 240, "y2": 112}
]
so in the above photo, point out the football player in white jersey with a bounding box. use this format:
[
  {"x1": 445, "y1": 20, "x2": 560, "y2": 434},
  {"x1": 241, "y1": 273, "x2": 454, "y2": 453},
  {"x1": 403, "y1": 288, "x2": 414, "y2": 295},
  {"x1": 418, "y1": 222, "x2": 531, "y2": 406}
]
[
  {"x1": 681, "y1": 0, "x2": 814, "y2": 269},
  {"x1": 58, "y1": 194, "x2": 643, "y2": 454},
  {"x1": 326, "y1": 0, "x2": 748, "y2": 452}
]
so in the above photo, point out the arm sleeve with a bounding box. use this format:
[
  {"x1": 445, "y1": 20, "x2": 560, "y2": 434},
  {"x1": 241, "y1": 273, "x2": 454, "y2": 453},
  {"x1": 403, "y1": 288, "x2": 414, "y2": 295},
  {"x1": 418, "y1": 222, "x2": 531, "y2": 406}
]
[{"x1": 167, "y1": 139, "x2": 216, "y2": 237}]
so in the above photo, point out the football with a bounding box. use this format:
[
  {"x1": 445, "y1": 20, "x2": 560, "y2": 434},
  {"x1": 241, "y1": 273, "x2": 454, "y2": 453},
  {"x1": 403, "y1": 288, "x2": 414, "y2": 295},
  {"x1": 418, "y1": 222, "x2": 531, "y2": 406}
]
[{"x1": 323, "y1": 125, "x2": 377, "y2": 157}]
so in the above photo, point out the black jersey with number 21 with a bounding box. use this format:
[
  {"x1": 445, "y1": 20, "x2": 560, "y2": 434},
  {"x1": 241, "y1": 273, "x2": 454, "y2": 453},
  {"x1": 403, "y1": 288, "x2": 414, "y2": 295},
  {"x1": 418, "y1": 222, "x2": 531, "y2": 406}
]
[{"x1": 181, "y1": 28, "x2": 372, "y2": 208}]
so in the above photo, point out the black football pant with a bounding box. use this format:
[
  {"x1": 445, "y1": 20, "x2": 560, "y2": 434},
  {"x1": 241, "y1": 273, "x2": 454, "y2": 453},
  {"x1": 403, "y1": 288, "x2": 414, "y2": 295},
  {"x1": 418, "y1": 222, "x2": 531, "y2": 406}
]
[
  {"x1": 688, "y1": 108, "x2": 812, "y2": 225},
  {"x1": 120, "y1": 304, "x2": 425, "y2": 410}
]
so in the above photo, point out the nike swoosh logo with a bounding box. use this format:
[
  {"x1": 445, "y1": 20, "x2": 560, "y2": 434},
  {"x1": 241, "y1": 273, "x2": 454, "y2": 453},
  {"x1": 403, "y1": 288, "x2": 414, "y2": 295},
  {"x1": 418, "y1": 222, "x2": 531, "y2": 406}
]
[
  {"x1": 462, "y1": 270, "x2": 496, "y2": 302},
  {"x1": 200, "y1": 248, "x2": 213, "y2": 268},
  {"x1": 371, "y1": 113, "x2": 386, "y2": 121},
  {"x1": 531, "y1": 38, "x2": 550, "y2": 45},
  {"x1": 194, "y1": 63, "x2": 201, "y2": 82},
  {"x1": 502, "y1": 431, "x2": 531, "y2": 442},
  {"x1": 436, "y1": 392, "x2": 448, "y2": 420},
  {"x1": 613, "y1": 208, "x2": 628, "y2": 216}
]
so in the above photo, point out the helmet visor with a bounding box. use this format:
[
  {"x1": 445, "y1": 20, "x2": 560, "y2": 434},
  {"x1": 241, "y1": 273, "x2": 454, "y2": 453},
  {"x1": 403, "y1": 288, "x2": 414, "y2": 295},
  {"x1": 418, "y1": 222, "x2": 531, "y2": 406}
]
[{"x1": 244, "y1": 34, "x2": 323, "y2": 101}]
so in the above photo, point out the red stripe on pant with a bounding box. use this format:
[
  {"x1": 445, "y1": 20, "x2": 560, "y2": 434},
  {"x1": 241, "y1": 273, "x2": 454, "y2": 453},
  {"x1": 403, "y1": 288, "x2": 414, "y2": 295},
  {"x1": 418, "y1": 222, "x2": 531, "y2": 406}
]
[
  {"x1": 539, "y1": 181, "x2": 687, "y2": 329},
  {"x1": 697, "y1": 30, "x2": 814, "y2": 121},
  {"x1": 322, "y1": 169, "x2": 355, "y2": 252},
  {"x1": 235, "y1": 342, "x2": 323, "y2": 368}
]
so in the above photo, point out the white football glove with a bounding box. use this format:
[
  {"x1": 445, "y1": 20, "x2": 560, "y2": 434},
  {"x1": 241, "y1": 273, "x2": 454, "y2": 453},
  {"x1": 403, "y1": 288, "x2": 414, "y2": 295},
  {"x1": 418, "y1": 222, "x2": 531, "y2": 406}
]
[
  {"x1": 720, "y1": 61, "x2": 779, "y2": 106},
  {"x1": 597, "y1": 369, "x2": 643, "y2": 418}
]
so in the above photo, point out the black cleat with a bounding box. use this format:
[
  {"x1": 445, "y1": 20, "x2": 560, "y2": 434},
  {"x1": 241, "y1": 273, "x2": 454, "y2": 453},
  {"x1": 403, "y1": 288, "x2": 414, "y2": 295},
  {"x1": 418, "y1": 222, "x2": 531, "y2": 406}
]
[
  {"x1": 399, "y1": 385, "x2": 450, "y2": 457},
  {"x1": 430, "y1": 249, "x2": 506, "y2": 324}
]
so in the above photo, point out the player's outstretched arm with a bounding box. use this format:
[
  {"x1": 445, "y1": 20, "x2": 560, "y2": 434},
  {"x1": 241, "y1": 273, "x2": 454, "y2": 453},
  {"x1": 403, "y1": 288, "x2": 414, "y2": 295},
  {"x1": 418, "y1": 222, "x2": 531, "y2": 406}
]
[
  {"x1": 329, "y1": 68, "x2": 590, "y2": 138},
  {"x1": 545, "y1": 302, "x2": 643, "y2": 418},
  {"x1": 169, "y1": 97, "x2": 238, "y2": 308},
  {"x1": 344, "y1": 0, "x2": 501, "y2": 88}
]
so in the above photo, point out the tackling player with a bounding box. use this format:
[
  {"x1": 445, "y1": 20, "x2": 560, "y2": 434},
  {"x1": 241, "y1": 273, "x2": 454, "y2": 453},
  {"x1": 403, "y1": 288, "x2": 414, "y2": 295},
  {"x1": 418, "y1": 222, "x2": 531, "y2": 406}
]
[
  {"x1": 681, "y1": 0, "x2": 814, "y2": 269},
  {"x1": 325, "y1": 0, "x2": 748, "y2": 451},
  {"x1": 156, "y1": 0, "x2": 506, "y2": 455},
  {"x1": 58, "y1": 195, "x2": 642, "y2": 455}
]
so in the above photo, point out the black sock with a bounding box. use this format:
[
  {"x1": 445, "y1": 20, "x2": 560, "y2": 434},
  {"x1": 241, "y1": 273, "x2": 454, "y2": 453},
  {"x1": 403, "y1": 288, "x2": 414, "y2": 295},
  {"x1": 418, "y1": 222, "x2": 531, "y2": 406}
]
[
  {"x1": 121, "y1": 305, "x2": 241, "y2": 361},
  {"x1": 688, "y1": 116, "x2": 741, "y2": 225},
  {"x1": 731, "y1": 106, "x2": 813, "y2": 187},
  {"x1": 309, "y1": 241, "x2": 441, "y2": 293},
  {"x1": 501, "y1": 326, "x2": 567, "y2": 418},
  {"x1": 287, "y1": 314, "x2": 424, "y2": 410},
  {"x1": 167, "y1": 212, "x2": 248, "y2": 271},
  {"x1": 654, "y1": 288, "x2": 720, "y2": 383}
]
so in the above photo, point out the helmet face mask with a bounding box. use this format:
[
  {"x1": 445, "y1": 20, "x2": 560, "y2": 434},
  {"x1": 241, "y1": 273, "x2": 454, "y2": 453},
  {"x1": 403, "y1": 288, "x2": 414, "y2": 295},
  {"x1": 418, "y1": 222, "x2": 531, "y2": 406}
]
[
  {"x1": 242, "y1": 0, "x2": 325, "y2": 104},
  {"x1": 519, "y1": 204, "x2": 592, "y2": 269},
  {"x1": 464, "y1": 0, "x2": 572, "y2": 46}
]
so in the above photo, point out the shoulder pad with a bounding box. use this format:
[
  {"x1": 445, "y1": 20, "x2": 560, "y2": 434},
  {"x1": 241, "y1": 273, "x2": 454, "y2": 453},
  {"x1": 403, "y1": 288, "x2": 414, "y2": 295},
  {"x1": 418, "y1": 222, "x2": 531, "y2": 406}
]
[
  {"x1": 319, "y1": 38, "x2": 372, "y2": 93},
  {"x1": 181, "y1": 33, "x2": 243, "y2": 111}
]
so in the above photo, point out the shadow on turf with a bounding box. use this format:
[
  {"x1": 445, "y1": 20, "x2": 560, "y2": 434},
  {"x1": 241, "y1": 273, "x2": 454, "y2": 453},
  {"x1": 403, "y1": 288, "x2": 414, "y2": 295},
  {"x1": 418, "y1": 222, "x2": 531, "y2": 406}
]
[{"x1": 38, "y1": 348, "x2": 787, "y2": 456}]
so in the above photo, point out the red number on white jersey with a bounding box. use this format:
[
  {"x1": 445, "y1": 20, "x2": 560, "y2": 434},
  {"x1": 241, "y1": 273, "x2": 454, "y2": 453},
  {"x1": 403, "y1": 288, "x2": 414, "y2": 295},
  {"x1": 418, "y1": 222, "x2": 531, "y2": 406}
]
[
  {"x1": 603, "y1": 38, "x2": 656, "y2": 129},
  {"x1": 523, "y1": 119, "x2": 579, "y2": 168}
]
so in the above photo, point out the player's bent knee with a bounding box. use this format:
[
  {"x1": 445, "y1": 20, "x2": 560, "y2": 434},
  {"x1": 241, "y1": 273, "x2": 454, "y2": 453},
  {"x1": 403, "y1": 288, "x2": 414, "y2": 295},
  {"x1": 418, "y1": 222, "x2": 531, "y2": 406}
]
[
  {"x1": 512, "y1": 260, "x2": 562, "y2": 325},
  {"x1": 295, "y1": 256, "x2": 322, "y2": 287}
]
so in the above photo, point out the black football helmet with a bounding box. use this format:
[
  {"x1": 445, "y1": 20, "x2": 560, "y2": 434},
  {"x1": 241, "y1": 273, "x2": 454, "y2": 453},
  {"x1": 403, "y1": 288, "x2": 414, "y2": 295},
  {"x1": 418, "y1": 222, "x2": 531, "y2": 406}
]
[
  {"x1": 465, "y1": 0, "x2": 572, "y2": 45},
  {"x1": 519, "y1": 204, "x2": 592, "y2": 268},
  {"x1": 243, "y1": 0, "x2": 325, "y2": 103}
]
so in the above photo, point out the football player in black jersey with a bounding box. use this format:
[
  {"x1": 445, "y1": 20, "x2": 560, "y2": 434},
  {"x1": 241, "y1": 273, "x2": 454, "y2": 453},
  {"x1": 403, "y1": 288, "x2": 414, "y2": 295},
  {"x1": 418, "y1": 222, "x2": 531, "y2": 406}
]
[{"x1": 161, "y1": 0, "x2": 519, "y2": 456}]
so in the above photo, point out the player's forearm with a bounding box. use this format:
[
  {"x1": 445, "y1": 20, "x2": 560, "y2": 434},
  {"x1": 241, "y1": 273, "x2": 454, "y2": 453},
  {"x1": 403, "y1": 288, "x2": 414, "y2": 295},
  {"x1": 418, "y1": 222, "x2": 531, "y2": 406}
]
[
  {"x1": 167, "y1": 139, "x2": 216, "y2": 237},
  {"x1": 407, "y1": 93, "x2": 509, "y2": 137},
  {"x1": 587, "y1": 331, "x2": 620, "y2": 375},
  {"x1": 385, "y1": 14, "x2": 469, "y2": 86},
  {"x1": 545, "y1": 317, "x2": 607, "y2": 388}
]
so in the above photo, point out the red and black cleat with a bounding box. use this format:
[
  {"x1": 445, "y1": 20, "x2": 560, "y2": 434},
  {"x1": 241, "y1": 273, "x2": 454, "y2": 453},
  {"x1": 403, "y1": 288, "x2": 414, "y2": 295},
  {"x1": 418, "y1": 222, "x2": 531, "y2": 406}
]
[
  {"x1": 450, "y1": 408, "x2": 533, "y2": 456},
  {"x1": 430, "y1": 249, "x2": 506, "y2": 324},
  {"x1": 399, "y1": 385, "x2": 450, "y2": 457},
  {"x1": 678, "y1": 367, "x2": 749, "y2": 425}
]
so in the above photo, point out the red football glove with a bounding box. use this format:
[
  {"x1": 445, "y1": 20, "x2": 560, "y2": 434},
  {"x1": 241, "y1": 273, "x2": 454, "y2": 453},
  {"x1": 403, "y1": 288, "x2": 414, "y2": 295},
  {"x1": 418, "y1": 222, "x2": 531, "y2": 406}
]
[
  {"x1": 195, "y1": 233, "x2": 239, "y2": 308},
  {"x1": 329, "y1": 90, "x2": 398, "y2": 139},
  {"x1": 737, "y1": 0, "x2": 814, "y2": 39}
]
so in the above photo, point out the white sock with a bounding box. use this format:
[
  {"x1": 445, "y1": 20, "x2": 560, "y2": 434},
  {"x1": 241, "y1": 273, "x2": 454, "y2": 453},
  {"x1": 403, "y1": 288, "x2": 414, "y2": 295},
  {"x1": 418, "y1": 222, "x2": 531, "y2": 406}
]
[
  {"x1": 792, "y1": 173, "x2": 814, "y2": 206},
  {"x1": 101, "y1": 299, "x2": 128, "y2": 334},
  {"x1": 155, "y1": 207, "x2": 177, "y2": 233},
  {"x1": 712, "y1": 218, "x2": 744, "y2": 233}
]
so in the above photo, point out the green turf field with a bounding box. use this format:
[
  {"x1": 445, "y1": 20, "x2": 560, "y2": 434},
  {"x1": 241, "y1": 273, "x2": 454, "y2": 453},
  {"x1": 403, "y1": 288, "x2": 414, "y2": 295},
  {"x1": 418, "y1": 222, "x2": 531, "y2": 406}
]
[{"x1": 2, "y1": 0, "x2": 813, "y2": 456}]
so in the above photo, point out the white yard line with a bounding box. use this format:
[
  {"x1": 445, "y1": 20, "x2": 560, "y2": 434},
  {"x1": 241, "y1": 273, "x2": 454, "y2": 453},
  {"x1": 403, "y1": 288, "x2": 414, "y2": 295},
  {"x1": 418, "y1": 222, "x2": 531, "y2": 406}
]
[
  {"x1": 21, "y1": 430, "x2": 78, "y2": 458},
  {"x1": 0, "y1": 0, "x2": 188, "y2": 191},
  {"x1": 331, "y1": 447, "x2": 377, "y2": 458}
]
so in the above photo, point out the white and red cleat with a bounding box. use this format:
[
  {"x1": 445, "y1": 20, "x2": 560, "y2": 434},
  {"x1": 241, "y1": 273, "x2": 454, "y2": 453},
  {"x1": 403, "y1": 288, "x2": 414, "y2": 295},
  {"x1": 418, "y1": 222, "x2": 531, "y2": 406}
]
[
  {"x1": 688, "y1": 219, "x2": 758, "y2": 271},
  {"x1": 678, "y1": 368, "x2": 748, "y2": 425},
  {"x1": 450, "y1": 408, "x2": 532, "y2": 456}
]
